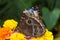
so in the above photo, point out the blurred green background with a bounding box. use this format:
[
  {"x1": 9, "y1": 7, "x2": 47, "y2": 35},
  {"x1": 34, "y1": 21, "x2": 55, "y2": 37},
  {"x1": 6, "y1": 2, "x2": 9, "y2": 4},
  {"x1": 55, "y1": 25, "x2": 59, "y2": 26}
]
[{"x1": 0, "y1": 0, "x2": 60, "y2": 40}]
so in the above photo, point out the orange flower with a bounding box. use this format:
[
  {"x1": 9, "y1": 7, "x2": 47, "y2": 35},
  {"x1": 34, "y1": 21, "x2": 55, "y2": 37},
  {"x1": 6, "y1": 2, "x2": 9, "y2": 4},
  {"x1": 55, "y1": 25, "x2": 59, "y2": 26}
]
[{"x1": 0, "y1": 27, "x2": 12, "y2": 40}]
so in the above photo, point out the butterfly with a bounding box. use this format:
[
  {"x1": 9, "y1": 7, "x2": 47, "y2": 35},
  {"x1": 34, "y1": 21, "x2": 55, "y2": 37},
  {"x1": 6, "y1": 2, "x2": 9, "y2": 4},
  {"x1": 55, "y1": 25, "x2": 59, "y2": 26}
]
[{"x1": 16, "y1": 5, "x2": 46, "y2": 37}]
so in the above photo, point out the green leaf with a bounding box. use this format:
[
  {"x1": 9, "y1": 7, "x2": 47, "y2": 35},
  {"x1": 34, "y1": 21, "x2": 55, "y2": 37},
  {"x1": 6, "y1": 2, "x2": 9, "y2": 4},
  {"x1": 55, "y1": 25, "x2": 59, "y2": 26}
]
[
  {"x1": 42, "y1": 7, "x2": 60, "y2": 30},
  {"x1": 55, "y1": 0, "x2": 60, "y2": 9},
  {"x1": 46, "y1": 0, "x2": 56, "y2": 10}
]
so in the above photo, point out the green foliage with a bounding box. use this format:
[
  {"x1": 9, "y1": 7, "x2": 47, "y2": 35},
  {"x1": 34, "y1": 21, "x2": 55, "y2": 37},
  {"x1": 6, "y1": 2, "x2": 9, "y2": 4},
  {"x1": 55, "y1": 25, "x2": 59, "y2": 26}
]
[
  {"x1": 55, "y1": 33, "x2": 60, "y2": 40},
  {"x1": 55, "y1": 37, "x2": 60, "y2": 40},
  {"x1": 42, "y1": 7, "x2": 60, "y2": 30},
  {"x1": 0, "y1": 0, "x2": 20, "y2": 26},
  {"x1": 46, "y1": 0, "x2": 56, "y2": 10},
  {"x1": 55, "y1": 0, "x2": 60, "y2": 9},
  {"x1": 15, "y1": 0, "x2": 37, "y2": 13}
]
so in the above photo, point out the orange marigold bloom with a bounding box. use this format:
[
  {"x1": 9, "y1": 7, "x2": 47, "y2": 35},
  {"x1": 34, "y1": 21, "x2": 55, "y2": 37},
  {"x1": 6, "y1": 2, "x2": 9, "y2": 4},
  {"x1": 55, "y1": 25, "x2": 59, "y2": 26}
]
[{"x1": 0, "y1": 27, "x2": 12, "y2": 40}]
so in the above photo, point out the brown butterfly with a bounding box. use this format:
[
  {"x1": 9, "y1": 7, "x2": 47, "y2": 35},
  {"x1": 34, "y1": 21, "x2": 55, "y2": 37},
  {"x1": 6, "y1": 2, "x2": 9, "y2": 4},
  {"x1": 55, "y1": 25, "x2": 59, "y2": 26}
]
[{"x1": 16, "y1": 5, "x2": 46, "y2": 37}]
